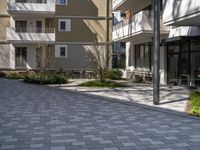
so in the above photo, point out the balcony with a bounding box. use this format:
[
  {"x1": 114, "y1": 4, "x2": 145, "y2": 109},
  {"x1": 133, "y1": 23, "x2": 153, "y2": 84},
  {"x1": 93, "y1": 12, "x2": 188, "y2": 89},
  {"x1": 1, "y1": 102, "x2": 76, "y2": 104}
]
[
  {"x1": 163, "y1": 0, "x2": 200, "y2": 26},
  {"x1": 7, "y1": 0, "x2": 55, "y2": 17},
  {"x1": 113, "y1": 10, "x2": 169, "y2": 42},
  {"x1": 113, "y1": 0, "x2": 151, "y2": 14},
  {"x1": 7, "y1": 27, "x2": 55, "y2": 43}
]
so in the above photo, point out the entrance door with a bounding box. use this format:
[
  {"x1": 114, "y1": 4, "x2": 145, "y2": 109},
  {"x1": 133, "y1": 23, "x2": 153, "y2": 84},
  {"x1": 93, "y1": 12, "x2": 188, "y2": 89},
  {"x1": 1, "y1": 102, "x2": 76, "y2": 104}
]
[
  {"x1": 36, "y1": 21, "x2": 42, "y2": 33},
  {"x1": 15, "y1": 47, "x2": 27, "y2": 67}
]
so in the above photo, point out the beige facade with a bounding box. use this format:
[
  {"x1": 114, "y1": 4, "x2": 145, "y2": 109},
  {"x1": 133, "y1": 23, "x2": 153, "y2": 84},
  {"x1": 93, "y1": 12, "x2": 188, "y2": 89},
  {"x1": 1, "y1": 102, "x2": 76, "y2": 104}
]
[
  {"x1": 0, "y1": 17, "x2": 10, "y2": 41},
  {"x1": 0, "y1": 0, "x2": 8, "y2": 15},
  {"x1": 0, "y1": 0, "x2": 112, "y2": 71},
  {"x1": 56, "y1": 0, "x2": 112, "y2": 17}
]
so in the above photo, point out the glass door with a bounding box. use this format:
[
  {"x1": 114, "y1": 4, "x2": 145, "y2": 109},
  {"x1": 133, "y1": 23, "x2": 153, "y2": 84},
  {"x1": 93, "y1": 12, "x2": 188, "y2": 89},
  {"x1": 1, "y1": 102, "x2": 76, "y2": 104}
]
[
  {"x1": 15, "y1": 47, "x2": 27, "y2": 67},
  {"x1": 167, "y1": 42, "x2": 180, "y2": 85},
  {"x1": 190, "y1": 40, "x2": 200, "y2": 87},
  {"x1": 36, "y1": 21, "x2": 42, "y2": 33}
]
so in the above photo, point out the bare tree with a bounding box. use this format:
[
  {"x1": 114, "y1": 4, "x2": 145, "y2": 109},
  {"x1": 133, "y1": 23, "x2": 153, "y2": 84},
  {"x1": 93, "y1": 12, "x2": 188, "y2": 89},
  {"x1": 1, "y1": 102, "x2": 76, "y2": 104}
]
[
  {"x1": 85, "y1": 43, "x2": 112, "y2": 83},
  {"x1": 36, "y1": 43, "x2": 54, "y2": 72}
]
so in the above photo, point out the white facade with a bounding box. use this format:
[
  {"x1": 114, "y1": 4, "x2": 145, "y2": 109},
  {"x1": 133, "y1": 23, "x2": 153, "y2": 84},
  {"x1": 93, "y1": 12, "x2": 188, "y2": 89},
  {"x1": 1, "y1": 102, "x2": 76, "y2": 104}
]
[
  {"x1": 163, "y1": 0, "x2": 200, "y2": 26},
  {"x1": 113, "y1": 10, "x2": 169, "y2": 42},
  {"x1": 2, "y1": 0, "x2": 56, "y2": 70},
  {"x1": 7, "y1": 0, "x2": 56, "y2": 17},
  {"x1": 113, "y1": 0, "x2": 200, "y2": 87}
]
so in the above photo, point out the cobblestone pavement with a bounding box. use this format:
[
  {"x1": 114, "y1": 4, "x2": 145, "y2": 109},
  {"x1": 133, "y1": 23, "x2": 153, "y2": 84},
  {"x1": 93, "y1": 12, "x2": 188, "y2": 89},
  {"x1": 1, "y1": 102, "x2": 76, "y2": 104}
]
[{"x1": 0, "y1": 79, "x2": 200, "y2": 150}]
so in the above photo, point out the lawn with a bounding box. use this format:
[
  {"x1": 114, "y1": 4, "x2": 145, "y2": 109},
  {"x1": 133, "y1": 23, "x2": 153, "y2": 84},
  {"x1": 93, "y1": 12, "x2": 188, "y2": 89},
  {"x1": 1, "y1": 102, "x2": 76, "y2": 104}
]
[
  {"x1": 188, "y1": 91, "x2": 200, "y2": 117},
  {"x1": 79, "y1": 80, "x2": 125, "y2": 88}
]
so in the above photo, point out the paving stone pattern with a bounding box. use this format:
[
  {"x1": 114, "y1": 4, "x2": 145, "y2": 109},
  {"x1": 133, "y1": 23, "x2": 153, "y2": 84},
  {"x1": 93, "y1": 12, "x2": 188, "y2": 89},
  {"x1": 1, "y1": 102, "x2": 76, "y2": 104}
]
[{"x1": 0, "y1": 79, "x2": 200, "y2": 150}]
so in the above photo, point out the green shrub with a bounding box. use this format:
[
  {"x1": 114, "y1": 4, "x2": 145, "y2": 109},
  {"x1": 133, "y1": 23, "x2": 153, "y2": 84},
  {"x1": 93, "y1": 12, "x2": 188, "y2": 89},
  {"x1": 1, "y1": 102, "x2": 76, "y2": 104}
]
[
  {"x1": 190, "y1": 91, "x2": 200, "y2": 117},
  {"x1": 24, "y1": 72, "x2": 68, "y2": 85},
  {"x1": 105, "y1": 69, "x2": 122, "y2": 80},
  {"x1": 79, "y1": 80, "x2": 124, "y2": 88}
]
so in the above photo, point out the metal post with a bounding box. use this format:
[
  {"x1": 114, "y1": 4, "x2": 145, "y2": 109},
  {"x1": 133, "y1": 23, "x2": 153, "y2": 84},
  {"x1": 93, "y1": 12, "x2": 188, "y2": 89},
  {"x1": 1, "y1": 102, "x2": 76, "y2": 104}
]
[
  {"x1": 153, "y1": 0, "x2": 160, "y2": 105},
  {"x1": 105, "y1": 0, "x2": 110, "y2": 68}
]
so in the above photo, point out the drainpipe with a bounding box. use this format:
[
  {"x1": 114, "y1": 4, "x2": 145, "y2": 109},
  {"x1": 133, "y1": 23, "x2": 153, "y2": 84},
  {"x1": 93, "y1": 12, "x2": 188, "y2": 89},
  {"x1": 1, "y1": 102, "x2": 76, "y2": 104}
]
[
  {"x1": 153, "y1": 0, "x2": 160, "y2": 105},
  {"x1": 105, "y1": 0, "x2": 110, "y2": 68}
]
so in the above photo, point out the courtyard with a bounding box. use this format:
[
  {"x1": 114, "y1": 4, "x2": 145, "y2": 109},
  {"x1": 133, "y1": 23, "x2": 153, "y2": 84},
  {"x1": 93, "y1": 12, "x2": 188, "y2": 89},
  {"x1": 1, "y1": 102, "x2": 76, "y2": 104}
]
[{"x1": 0, "y1": 79, "x2": 200, "y2": 150}]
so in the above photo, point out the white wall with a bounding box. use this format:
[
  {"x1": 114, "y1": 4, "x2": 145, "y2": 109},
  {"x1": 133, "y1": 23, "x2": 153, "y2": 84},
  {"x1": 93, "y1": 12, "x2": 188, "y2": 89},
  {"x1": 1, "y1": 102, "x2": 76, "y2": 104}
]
[
  {"x1": 7, "y1": 0, "x2": 56, "y2": 13},
  {"x1": 27, "y1": 45, "x2": 36, "y2": 69},
  {"x1": 163, "y1": 0, "x2": 200, "y2": 25},
  {"x1": 10, "y1": 44, "x2": 15, "y2": 69},
  {"x1": 160, "y1": 46, "x2": 167, "y2": 85},
  {"x1": 0, "y1": 44, "x2": 11, "y2": 69},
  {"x1": 169, "y1": 26, "x2": 200, "y2": 38}
]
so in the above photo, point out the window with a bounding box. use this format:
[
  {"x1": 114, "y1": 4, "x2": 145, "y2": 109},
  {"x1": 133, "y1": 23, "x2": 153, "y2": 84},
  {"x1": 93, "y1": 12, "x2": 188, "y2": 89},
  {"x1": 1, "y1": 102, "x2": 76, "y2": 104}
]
[
  {"x1": 60, "y1": 0, "x2": 66, "y2": 4},
  {"x1": 60, "y1": 47, "x2": 66, "y2": 57},
  {"x1": 57, "y1": 0, "x2": 68, "y2": 5},
  {"x1": 60, "y1": 21, "x2": 66, "y2": 31},
  {"x1": 58, "y1": 19, "x2": 71, "y2": 31},
  {"x1": 55, "y1": 45, "x2": 68, "y2": 58},
  {"x1": 135, "y1": 43, "x2": 151, "y2": 71}
]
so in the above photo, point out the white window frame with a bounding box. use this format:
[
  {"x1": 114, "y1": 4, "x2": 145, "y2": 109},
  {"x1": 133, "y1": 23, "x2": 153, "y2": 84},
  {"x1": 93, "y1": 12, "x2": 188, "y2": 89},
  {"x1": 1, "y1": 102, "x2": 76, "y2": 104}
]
[
  {"x1": 58, "y1": 19, "x2": 71, "y2": 32},
  {"x1": 55, "y1": 45, "x2": 68, "y2": 58}
]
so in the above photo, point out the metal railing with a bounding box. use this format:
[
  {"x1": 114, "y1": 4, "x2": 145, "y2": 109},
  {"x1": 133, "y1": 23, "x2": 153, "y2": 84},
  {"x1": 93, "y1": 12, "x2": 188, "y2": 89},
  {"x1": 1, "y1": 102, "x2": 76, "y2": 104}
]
[
  {"x1": 14, "y1": 0, "x2": 47, "y2": 3},
  {"x1": 14, "y1": 27, "x2": 55, "y2": 33}
]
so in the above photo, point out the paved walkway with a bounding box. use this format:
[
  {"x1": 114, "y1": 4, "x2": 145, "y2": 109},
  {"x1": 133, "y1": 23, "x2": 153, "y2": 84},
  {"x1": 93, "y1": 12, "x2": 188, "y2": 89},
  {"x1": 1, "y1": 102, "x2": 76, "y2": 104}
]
[
  {"x1": 0, "y1": 79, "x2": 200, "y2": 150},
  {"x1": 52, "y1": 79, "x2": 191, "y2": 113}
]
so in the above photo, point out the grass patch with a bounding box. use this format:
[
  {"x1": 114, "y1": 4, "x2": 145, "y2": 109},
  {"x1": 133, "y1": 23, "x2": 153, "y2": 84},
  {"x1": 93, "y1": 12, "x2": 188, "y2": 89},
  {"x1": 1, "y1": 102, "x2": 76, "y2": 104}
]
[
  {"x1": 188, "y1": 91, "x2": 200, "y2": 117},
  {"x1": 79, "y1": 80, "x2": 124, "y2": 88}
]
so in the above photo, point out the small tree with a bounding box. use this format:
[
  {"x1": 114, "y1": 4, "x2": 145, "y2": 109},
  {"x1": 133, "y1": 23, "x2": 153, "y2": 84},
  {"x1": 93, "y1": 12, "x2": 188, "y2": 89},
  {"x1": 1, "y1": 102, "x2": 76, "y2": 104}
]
[
  {"x1": 85, "y1": 42, "x2": 111, "y2": 83},
  {"x1": 36, "y1": 43, "x2": 54, "y2": 72}
]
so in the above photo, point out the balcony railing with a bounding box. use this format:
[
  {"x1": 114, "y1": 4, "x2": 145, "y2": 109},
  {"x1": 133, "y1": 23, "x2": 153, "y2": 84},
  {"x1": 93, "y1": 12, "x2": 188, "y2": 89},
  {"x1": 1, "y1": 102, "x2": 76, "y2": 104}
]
[
  {"x1": 7, "y1": 27, "x2": 55, "y2": 42},
  {"x1": 15, "y1": 0, "x2": 47, "y2": 3},
  {"x1": 113, "y1": 0, "x2": 151, "y2": 13},
  {"x1": 113, "y1": 10, "x2": 169, "y2": 41},
  {"x1": 163, "y1": 0, "x2": 200, "y2": 25},
  {"x1": 7, "y1": 0, "x2": 55, "y2": 16},
  {"x1": 15, "y1": 27, "x2": 54, "y2": 33}
]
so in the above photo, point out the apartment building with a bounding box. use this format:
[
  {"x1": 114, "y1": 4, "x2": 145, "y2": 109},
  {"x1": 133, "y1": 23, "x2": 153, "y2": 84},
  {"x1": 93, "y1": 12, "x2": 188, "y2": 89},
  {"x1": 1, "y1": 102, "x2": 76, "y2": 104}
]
[
  {"x1": 0, "y1": 0, "x2": 112, "y2": 72},
  {"x1": 112, "y1": 0, "x2": 200, "y2": 87}
]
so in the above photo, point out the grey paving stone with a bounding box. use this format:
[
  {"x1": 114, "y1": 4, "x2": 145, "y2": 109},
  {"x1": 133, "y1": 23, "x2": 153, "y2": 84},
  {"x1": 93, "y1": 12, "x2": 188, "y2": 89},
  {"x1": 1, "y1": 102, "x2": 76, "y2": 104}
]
[
  {"x1": 30, "y1": 144, "x2": 43, "y2": 148},
  {"x1": 51, "y1": 146, "x2": 66, "y2": 150},
  {"x1": 0, "y1": 79, "x2": 200, "y2": 150}
]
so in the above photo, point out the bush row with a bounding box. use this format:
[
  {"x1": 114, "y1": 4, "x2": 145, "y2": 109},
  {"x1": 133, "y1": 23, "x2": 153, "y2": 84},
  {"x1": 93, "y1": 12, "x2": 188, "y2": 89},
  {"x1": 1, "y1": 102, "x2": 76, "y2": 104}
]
[
  {"x1": 105, "y1": 69, "x2": 123, "y2": 80},
  {"x1": 24, "y1": 72, "x2": 68, "y2": 85}
]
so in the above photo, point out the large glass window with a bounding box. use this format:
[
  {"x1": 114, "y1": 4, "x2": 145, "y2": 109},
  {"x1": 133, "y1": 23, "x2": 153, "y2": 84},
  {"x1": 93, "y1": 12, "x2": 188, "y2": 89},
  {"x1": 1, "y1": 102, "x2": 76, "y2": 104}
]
[
  {"x1": 15, "y1": 47, "x2": 27, "y2": 67},
  {"x1": 135, "y1": 43, "x2": 151, "y2": 71},
  {"x1": 167, "y1": 38, "x2": 200, "y2": 87},
  {"x1": 190, "y1": 40, "x2": 200, "y2": 87}
]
